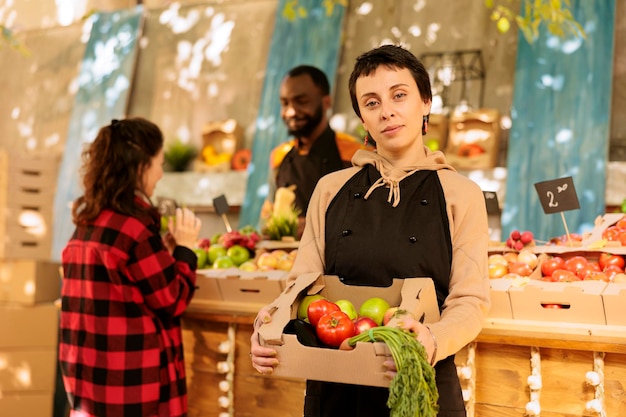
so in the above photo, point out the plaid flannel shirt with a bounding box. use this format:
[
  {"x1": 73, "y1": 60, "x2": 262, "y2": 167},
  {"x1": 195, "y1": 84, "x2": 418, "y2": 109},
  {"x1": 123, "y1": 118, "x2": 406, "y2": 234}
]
[{"x1": 59, "y1": 201, "x2": 197, "y2": 417}]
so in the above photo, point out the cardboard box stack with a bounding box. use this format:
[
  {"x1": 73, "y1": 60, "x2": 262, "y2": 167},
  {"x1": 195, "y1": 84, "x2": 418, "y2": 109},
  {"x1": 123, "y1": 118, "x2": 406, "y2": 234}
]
[{"x1": 0, "y1": 149, "x2": 62, "y2": 417}]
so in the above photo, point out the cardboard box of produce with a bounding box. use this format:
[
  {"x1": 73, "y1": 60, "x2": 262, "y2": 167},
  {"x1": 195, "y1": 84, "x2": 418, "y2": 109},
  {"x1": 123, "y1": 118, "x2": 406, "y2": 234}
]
[
  {"x1": 0, "y1": 260, "x2": 60, "y2": 305},
  {"x1": 601, "y1": 283, "x2": 626, "y2": 326},
  {"x1": 0, "y1": 303, "x2": 58, "y2": 349},
  {"x1": 508, "y1": 280, "x2": 607, "y2": 325},
  {"x1": 194, "y1": 269, "x2": 224, "y2": 301},
  {"x1": 487, "y1": 278, "x2": 515, "y2": 319},
  {"x1": 0, "y1": 349, "x2": 57, "y2": 392},
  {"x1": 218, "y1": 268, "x2": 287, "y2": 304},
  {"x1": 258, "y1": 273, "x2": 440, "y2": 387}
]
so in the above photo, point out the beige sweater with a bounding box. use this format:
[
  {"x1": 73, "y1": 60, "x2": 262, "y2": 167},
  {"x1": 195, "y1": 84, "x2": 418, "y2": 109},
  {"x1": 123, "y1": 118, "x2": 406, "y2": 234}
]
[{"x1": 286, "y1": 147, "x2": 491, "y2": 364}]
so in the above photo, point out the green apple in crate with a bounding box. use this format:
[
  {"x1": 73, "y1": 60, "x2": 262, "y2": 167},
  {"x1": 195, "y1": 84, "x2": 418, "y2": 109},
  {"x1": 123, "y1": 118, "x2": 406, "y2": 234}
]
[
  {"x1": 226, "y1": 244, "x2": 251, "y2": 266},
  {"x1": 207, "y1": 244, "x2": 227, "y2": 265},
  {"x1": 193, "y1": 248, "x2": 209, "y2": 269}
]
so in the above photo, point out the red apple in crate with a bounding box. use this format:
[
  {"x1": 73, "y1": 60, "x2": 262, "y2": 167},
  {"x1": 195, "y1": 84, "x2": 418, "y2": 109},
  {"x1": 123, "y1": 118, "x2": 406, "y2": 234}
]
[
  {"x1": 197, "y1": 238, "x2": 211, "y2": 250},
  {"x1": 353, "y1": 316, "x2": 378, "y2": 335}
]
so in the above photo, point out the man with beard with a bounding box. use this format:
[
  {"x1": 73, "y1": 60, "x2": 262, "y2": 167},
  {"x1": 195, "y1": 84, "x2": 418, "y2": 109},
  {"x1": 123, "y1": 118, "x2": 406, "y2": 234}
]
[{"x1": 261, "y1": 65, "x2": 370, "y2": 237}]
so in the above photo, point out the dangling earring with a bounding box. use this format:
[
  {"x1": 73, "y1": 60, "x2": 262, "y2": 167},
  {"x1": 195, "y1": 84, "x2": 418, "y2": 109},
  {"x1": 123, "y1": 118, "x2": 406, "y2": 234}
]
[
  {"x1": 422, "y1": 115, "x2": 429, "y2": 135},
  {"x1": 364, "y1": 134, "x2": 369, "y2": 146}
]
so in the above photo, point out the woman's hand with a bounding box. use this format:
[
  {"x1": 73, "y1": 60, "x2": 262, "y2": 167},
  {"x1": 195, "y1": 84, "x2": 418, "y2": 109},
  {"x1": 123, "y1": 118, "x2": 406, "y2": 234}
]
[
  {"x1": 250, "y1": 307, "x2": 280, "y2": 375},
  {"x1": 168, "y1": 208, "x2": 202, "y2": 250},
  {"x1": 394, "y1": 315, "x2": 437, "y2": 366}
]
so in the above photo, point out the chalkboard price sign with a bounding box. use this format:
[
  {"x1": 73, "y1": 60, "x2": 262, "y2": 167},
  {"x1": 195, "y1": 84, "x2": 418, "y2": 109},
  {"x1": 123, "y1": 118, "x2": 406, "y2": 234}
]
[
  {"x1": 483, "y1": 191, "x2": 501, "y2": 215},
  {"x1": 533, "y1": 176, "x2": 580, "y2": 214}
]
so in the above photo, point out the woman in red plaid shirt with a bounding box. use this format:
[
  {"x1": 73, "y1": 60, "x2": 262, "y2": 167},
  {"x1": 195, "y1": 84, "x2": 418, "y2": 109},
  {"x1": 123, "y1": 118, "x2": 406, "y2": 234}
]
[{"x1": 59, "y1": 117, "x2": 202, "y2": 417}]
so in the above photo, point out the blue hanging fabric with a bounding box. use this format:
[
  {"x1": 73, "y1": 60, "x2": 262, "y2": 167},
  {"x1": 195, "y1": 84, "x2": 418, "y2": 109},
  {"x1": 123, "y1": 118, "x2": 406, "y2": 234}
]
[
  {"x1": 238, "y1": 0, "x2": 347, "y2": 228},
  {"x1": 52, "y1": 7, "x2": 144, "y2": 261},
  {"x1": 502, "y1": 0, "x2": 616, "y2": 241}
]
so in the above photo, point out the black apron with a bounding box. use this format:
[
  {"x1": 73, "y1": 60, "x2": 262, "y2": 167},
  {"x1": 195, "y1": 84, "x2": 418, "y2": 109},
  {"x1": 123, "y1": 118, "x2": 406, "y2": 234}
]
[
  {"x1": 275, "y1": 127, "x2": 346, "y2": 215},
  {"x1": 304, "y1": 166, "x2": 466, "y2": 417}
]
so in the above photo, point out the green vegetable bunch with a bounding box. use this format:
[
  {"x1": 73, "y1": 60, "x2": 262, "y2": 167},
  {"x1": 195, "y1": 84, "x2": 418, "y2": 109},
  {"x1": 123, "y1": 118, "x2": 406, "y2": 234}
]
[
  {"x1": 263, "y1": 208, "x2": 300, "y2": 240},
  {"x1": 348, "y1": 327, "x2": 439, "y2": 417},
  {"x1": 164, "y1": 139, "x2": 197, "y2": 172}
]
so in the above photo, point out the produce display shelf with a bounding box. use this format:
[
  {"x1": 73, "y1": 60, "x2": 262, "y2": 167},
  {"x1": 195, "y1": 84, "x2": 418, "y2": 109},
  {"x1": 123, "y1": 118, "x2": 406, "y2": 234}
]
[{"x1": 479, "y1": 317, "x2": 626, "y2": 354}]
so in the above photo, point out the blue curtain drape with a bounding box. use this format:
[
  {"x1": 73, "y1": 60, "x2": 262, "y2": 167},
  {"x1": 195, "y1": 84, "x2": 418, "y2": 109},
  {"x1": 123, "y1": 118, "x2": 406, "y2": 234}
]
[
  {"x1": 238, "y1": 0, "x2": 347, "y2": 228},
  {"x1": 52, "y1": 8, "x2": 143, "y2": 260},
  {"x1": 502, "y1": 0, "x2": 616, "y2": 241}
]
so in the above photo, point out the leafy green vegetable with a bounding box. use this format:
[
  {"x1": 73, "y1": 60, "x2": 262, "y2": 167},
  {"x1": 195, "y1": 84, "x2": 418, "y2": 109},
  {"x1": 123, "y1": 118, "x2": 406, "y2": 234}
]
[
  {"x1": 349, "y1": 327, "x2": 439, "y2": 417},
  {"x1": 164, "y1": 139, "x2": 197, "y2": 172},
  {"x1": 263, "y1": 208, "x2": 300, "y2": 240}
]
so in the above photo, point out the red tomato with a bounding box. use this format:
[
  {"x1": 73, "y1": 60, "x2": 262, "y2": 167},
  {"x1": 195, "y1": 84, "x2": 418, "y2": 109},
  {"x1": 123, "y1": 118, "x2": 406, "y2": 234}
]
[
  {"x1": 616, "y1": 217, "x2": 626, "y2": 230},
  {"x1": 307, "y1": 299, "x2": 340, "y2": 327},
  {"x1": 541, "y1": 256, "x2": 565, "y2": 277},
  {"x1": 603, "y1": 264, "x2": 625, "y2": 280},
  {"x1": 563, "y1": 256, "x2": 588, "y2": 273},
  {"x1": 602, "y1": 226, "x2": 622, "y2": 241},
  {"x1": 552, "y1": 269, "x2": 580, "y2": 282},
  {"x1": 576, "y1": 262, "x2": 601, "y2": 280},
  {"x1": 315, "y1": 311, "x2": 356, "y2": 348},
  {"x1": 353, "y1": 316, "x2": 378, "y2": 335},
  {"x1": 584, "y1": 271, "x2": 609, "y2": 282},
  {"x1": 599, "y1": 253, "x2": 625, "y2": 270}
]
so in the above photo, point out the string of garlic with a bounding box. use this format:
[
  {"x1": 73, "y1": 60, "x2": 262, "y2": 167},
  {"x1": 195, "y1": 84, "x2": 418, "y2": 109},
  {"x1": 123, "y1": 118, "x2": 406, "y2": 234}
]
[
  {"x1": 216, "y1": 323, "x2": 237, "y2": 417},
  {"x1": 585, "y1": 351, "x2": 606, "y2": 416},
  {"x1": 456, "y1": 342, "x2": 477, "y2": 417},
  {"x1": 525, "y1": 346, "x2": 542, "y2": 416}
]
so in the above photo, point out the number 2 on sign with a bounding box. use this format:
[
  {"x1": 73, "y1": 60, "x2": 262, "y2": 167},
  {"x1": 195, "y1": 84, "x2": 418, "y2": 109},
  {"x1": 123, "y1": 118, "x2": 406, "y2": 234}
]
[{"x1": 546, "y1": 183, "x2": 568, "y2": 208}]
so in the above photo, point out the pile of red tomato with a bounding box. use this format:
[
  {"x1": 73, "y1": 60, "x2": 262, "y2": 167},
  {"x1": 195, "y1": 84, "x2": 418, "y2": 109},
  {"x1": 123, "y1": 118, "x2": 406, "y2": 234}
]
[
  {"x1": 297, "y1": 295, "x2": 401, "y2": 348},
  {"x1": 540, "y1": 252, "x2": 626, "y2": 282},
  {"x1": 601, "y1": 217, "x2": 626, "y2": 245}
]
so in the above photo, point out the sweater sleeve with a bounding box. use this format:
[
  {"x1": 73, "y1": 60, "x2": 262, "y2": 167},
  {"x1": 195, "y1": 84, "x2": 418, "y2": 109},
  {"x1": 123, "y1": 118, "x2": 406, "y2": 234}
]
[{"x1": 427, "y1": 171, "x2": 491, "y2": 363}]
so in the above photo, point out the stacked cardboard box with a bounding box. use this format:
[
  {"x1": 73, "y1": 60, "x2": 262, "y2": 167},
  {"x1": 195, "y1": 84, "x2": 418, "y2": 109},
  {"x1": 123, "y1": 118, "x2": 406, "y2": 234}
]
[
  {"x1": 0, "y1": 150, "x2": 62, "y2": 417},
  {"x1": 0, "y1": 150, "x2": 59, "y2": 260},
  {"x1": 0, "y1": 261, "x2": 61, "y2": 417}
]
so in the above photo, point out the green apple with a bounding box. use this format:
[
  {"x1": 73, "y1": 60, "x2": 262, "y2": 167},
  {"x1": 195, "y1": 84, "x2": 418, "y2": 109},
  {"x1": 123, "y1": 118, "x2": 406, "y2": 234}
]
[
  {"x1": 359, "y1": 297, "x2": 391, "y2": 326},
  {"x1": 207, "y1": 244, "x2": 227, "y2": 265},
  {"x1": 210, "y1": 233, "x2": 223, "y2": 244},
  {"x1": 160, "y1": 216, "x2": 172, "y2": 233},
  {"x1": 193, "y1": 248, "x2": 209, "y2": 269},
  {"x1": 226, "y1": 244, "x2": 250, "y2": 266},
  {"x1": 212, "y1": 255, "x2": 234, "y2": 269},
  {"x1": 296, "y1": 294, "x2": 325, "y2": 321},
  {"x1": 335, "y1": 299, "x2": 358, "y2": 320}
]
